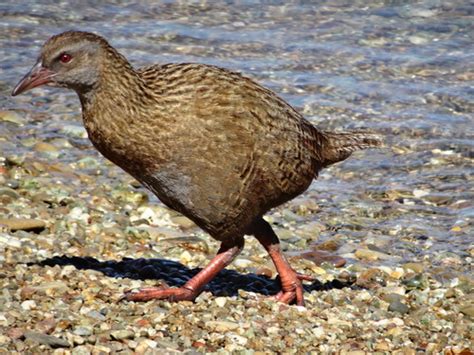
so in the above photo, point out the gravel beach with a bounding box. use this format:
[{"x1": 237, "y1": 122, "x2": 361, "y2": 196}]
[{"x1": 0, "y1": 1, "x2": 472, "y2": 353}]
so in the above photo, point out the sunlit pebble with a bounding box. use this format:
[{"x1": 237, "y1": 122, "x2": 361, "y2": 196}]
[
  {"x1": 20, "y1": 300, "x2": 36, "y2": 311},
  {"x1": 413, "y1": 189, "x2": 430, "y2": 198},
  {"x1": 214, "y1": 297, "x2": 227, "y2": 308},
  {"x1": 431, "y1": 149, "x2": 455, "y2": 156}
]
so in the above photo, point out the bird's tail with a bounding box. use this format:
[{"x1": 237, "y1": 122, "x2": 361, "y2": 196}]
[{"x1": 318, "y1": 130, "x2": 383, "y2": 168}]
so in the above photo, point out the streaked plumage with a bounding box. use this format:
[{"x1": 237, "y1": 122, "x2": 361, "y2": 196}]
[{"x1": 12, "y1": 31, "x2": 381, "y2": 305}]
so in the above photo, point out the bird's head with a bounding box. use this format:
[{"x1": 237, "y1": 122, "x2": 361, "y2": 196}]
[{"x1": 12, "y1": 31, "x2": 109, "y2": 96}]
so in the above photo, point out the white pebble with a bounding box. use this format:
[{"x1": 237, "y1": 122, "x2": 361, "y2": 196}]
[
  {"x1": 215, "y1": 297, "x2": 227, "y2": 308},
  {"x1": 21, "y1": 300, "x2": 36, "y2": 310}
]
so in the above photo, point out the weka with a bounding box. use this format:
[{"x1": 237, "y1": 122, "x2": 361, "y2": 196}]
[{"x1": 12, "y1": 31, "x2": 381, "y2": 305}]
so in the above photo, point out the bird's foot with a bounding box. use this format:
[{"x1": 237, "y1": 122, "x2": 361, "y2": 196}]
[
  {"x1": 268, "y1": 272, "x2": 313, "y2": 306},
  {"x1": 123, "y1": 286, "x2": 197, "y2": 302}
]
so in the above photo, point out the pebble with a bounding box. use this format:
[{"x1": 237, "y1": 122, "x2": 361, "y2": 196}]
[
  {"x1": 0, "y1": 314, "x2": 8, "y2": 328},
  {"x1": 385, "y1": 326, "x2": 403, "y2": 337},
  {"x1": 355, "y1": 248, "x2": 390, "y2": 261},
  {"x1": 60, "y1": 124, "x2": 88, "y2": 138},
  {"x1": 0, "y1": 218, "x2": 46, "y2": 232},
  {"x1": 170, "y1": 215, "x2": 196, "y2": 230},
  {"x1": 0, "y1": 335, "x2": 9, "y2": 344},
  {"x1": 110, "y1": 330, "x2": 135, "y2": 340},
  {"x1": 403, "y1": 263, "x2": 424, "y2": 273},
  {"x1": 20, "y1": 300, "x2": 36, "y2": 310},
  {"x1": 205, "y1": 320, "x2": 240, "y2": 332},
  {"x1": 0, "y1": 187, "x2": 20, "y2": 199},
  {"x1": 0, "y1": 110, "x2": 26, "y2": 125},
  {"x1": 33, "y1": 142, "x2": 59, "y2": 153},
  {"x1": 71, "y1": 345, "x2": 91, "y2": 354},
  {"x1": 297, "y1": 250, "x2": 346, "y2": 267},
  {"x1": 0, "y1": 235, "x2": 22, "y2": 248},
  {"x1": 388, "y1": 300, "x2": 410, "y2": 314},
  {"x1": 408, "y1": 35, "x2": 429, "y2": 45},
  {"x1": 73, "y1": 326, "x2": 93, "y2": 337},
  {"x1": 85, "y1": 310, "x2": 106, "y2": 321},
  {"x1": 25, "y1": 281, "x2": 69, "y2": 296},
  {"x1": 403, "y1": 274, "x2": 428, "y2": 290},
  {"x1": 234, "y1": 258, "x2": 253, "y2": 268},
  {"x1": 459, "y1": 305, "x2": 474, "y2": 318},
  {"x1": 214, "y1": 297, "x2": 227, "y2": 308},
  {"x1": 226, "y1": 333, "x2": 248, "y2": 346},
  {"x1": 24, "y1": 331, "x2": 70, "y2": 348}
]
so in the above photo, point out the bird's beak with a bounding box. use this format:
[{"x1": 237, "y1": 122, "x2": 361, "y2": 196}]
[{"x1": 12, "y1": 61, "x2": 55, "y2": 96}]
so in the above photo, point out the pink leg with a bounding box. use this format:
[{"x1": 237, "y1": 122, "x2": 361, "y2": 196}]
[
  {"x1": 250, "y1": 218, "x2": 310, "y2": 306},
  {"x1": 124, "y1": 238, "x2": 244, "y2": 302}
]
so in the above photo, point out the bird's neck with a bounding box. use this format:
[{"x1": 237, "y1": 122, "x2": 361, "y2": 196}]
[
  {"x1": 78, "y1": 47, "x2": 152, "y2": 113},
  {"x1": 76, "y1": 47, "x2": 158, "y2": 176}
]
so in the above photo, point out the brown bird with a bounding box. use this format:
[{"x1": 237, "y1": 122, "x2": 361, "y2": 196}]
[{"x1": 12, "y1": 31, "x2": 381, "y2": 306}]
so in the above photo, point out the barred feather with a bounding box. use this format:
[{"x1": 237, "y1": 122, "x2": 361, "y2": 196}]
[{"x1": 321, "y1": 130, "x2": 383, "y2": 166}]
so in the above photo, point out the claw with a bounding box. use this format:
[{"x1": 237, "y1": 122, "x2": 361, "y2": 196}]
[{"x1": 268, "y1": 271, "x2": 310, "y2": 306}]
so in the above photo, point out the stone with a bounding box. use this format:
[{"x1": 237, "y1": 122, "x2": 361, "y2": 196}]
[
  {"x1": 0, "y1": 218, "x2": 46, "y2": 232},
  {"x1": 0, "y1": 187, "x2": 20, "y2": 199},
  {"x1": 71, "y1": 345, "x2": 91, "y2": 355},
  {"x1": 170, "y1": 215, "x2": 196, "y2": 230},
  {"x1": 298, "y1": 250, "x2": 346, "y2": 267},
  {"x1": 73, "y1": 326, "x2": 93, "y2": 337},
  {"x1": 0, "y1": 110, "x2": 26, "y2": 125},
  {"x1": 459, "y1": 304, "x2": 474, "y2": 318},
  {"x1": 20, "y1": 300, "x2": 36, "y2": 311},
  {"x1": 110, "y1": 330, "x2": 135, "y2": 340},
  {"x1": 402, "y1": 263, "x2": 424, "y2": 273},
  {"x1": 214, "y1": 297, "x2": 227, "y2": 308},
  {"x1": 234, "y1": 258, "x2": 253, "y2": 268},
  {"x1": 60, "y1": 124, "x2": 88, "y2": 138},
  {"x1": 33, "y1": 142, "x2": 59, "y2": 153},
  {"x1": 24, "y1": 331, "x2": 70, "y2": 348},
  {"x1": 355, "y1": 248, "x2": 390, "y2": 261},
  {"x1": 205, "y1": 320, "x2": 240, "y2": 332},
  {"x1": 388, "y1": 300, "x2": 409, "y2": 314},
  {"x1": 0, "y1": 235, "x2": 22, "y2": 248}
]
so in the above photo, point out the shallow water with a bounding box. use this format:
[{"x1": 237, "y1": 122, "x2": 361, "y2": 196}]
[{"x1": 0, "y1": 2, "x2": 472, "y2": 271}]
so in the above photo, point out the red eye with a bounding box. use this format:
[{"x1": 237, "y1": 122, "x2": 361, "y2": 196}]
[{"x1": 59, "y1": 53, "x2": 72, "y2": 63}]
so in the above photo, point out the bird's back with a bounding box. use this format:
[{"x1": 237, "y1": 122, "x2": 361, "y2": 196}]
[
  {"x1": 131, "y1": 63, "x2": 318, "y2": 236},
  {"x1": 85, "y1": 62, "x2": 379, "y2": 239}
]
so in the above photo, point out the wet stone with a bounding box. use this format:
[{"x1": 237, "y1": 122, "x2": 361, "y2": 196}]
[
  {"x1": 0, "y1": 111, "x2": 26, "y2": 125},
  {"x1": 355, "y1": 248, "x2": 390, "y2": 261},
  {"x1": 33, "y1": 142, "x2": 59, "y2": 153},
  {"x1": 403, "y1": 263, "x2": 424, "y2": 273},
  {"x1": 356, "y1": 269, "x2": 387, "y2": 289},
  {"x1": 388, "y1": 300, "x2": 410, "y2": 314},
  {"x1": 60, "y1": 124, "x2": 88, "y2": 138},
  {"x1": 295, "y1": 250, "x2": 346, "y2": 267},
  {"x1": 170, "y1": 215, "x2": 196, "y2": 230},
  {"x1": 402, "y1": 274, "x2": 428, "y2": 290}
]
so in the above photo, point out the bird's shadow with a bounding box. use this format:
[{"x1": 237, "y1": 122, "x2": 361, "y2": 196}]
[{"x1": 29, "y1": 256, "x2": 352, "y2": 297}]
